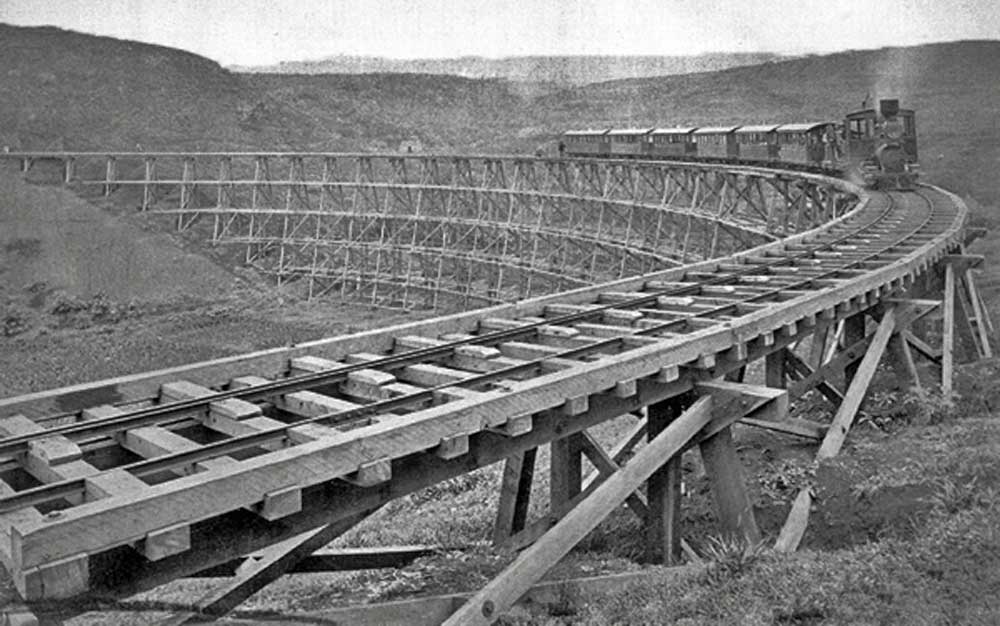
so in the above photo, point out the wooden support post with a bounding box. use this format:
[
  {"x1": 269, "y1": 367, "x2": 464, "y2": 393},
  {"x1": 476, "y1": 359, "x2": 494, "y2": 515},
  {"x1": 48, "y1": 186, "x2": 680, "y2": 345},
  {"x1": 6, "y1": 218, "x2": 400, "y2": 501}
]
[
  {"x1": 943, "y1": 264, "x2": 955, "y2": 397},
  {"x1": 765, "y1": 349, "x2": 786, "y2": 389},
  {"x1": 842, "y1": 313, "x2": 866, "y2": 384},
  {"x1": 817, "y1": 308, "x2": 896, "y2": 459},
  {"x1": 492, "y1": 448, "x2": 537, "y2": 546},
  {"x1": 442, "y1": 397, "x2": 714, "y2": 626},
  {"x1": 549, "y1": 433, "x2": 583, "y2": 517},
  {"x1": 964, "y1": 270, "x2": 993, "y2": 357},
  {"x1": 953, "y1": 276, "x2": 982, "y2": 359},
  {"x1": 724, "y1": 366, "x2": 746, "y2": 383},
  {"x1": 103, "y1": 156, "x2": 116, "y2": 196},
  {"x1": 142, "y1": 157, "x2": 155, "y2": 210},
  {"x1": 888, "y1": 334, "x2": 922, "y2": 391},
  {"x1": 777, "y1": 309, "x2": 898, "y2": 553},
  {"x1": 699, "y1": 426, "x2": 761, "y2": 544},
  {"x1": 809, "y1": 324, "x2": 831, "y2": 368},
  {"x1": 645, "y1": 399, "x2": 683, "y2": 564}
]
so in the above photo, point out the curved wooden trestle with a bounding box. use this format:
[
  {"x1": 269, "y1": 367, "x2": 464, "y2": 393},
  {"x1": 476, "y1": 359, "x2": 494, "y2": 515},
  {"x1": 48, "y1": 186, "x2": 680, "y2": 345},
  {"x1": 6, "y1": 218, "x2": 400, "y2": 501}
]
[{"x1": 0, "y1": 153, "x2": 992, "y2": 626}]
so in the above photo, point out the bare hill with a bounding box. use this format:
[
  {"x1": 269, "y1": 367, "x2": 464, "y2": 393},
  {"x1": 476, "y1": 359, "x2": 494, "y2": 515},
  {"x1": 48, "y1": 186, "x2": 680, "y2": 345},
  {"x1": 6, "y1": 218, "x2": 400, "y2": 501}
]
[
  {"x1": 534, "y1": 41, "x2": 1000, "y2": 207},
  {"x1": 2, "y1": 25, "x2": 998, "y2": 210},
  {"x1": 4, "y1": 26, "x2": 999, "y2": 206},
  {"x1": 0, "y1": 24, "x2": 247, "y2": 151},
  {"x1": 233, "y1": 52, "x2": 785, "y2": 86},
  {"x1": 0, "y1": 24, "x2": 530, "y2": 153}
]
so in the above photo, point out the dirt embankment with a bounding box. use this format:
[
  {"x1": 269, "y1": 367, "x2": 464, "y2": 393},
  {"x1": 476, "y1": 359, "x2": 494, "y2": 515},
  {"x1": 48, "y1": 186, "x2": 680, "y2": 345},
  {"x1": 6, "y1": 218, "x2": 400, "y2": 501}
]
[
  {"x1": 0, "y1": 165, "x2": 238, "y2": 303},
  {"x1": 0, "y1": 164, "x2": 423, "y2": 397}
]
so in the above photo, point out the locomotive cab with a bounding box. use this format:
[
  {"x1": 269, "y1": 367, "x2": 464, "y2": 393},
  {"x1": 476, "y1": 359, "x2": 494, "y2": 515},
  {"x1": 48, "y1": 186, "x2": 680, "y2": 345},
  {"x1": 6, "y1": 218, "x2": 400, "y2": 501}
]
[{"x1": 844, "y1": 99, "x2": 919, "y2": 189}]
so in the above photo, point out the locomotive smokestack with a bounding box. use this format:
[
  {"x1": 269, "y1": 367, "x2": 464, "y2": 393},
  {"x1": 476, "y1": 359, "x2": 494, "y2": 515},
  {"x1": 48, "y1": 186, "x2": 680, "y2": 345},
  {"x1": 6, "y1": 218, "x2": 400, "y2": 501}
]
[{"x1": 879, "y1": 99, "x2": 900, "y2": 118}]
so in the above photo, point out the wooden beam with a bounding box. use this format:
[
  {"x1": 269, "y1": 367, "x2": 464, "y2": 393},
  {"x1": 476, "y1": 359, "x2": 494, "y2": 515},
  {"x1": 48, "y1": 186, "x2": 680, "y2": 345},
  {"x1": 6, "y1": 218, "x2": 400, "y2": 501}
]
[
  {"x1": 739, "y1": 416, "x2": 825, "y2": 440},
  {"x1": 963, "y1": 226, "x2": 988, "y2": 246},
  {"x1": 888, "y1": 334, "x2": 922, "y2": 391},
  {"x1": 699, "y1": 426, "x2": 760, "y2": 544},
  {"x1": 645, "y1": 399, "x2": 683, "y2": 564},
  {"x1": 290, "y1": 567, "x2": 699, "y2": 626},
  {"x1": 195, "y1": 544, "x2": 445, "y2": 577},
  {"x1": 963, "y1": 270, "x2": 993, "y2": 358},
  {"x1": 783, "y1": 349, "x2": 844, "y2": 405},
  {"x1": 808, "y1": 323, "x2": 831, "y2": 368},
  {"x1": 942, "y1": 253, "x2": 984, "y2": 273},
  {"x1": 776, "y1": 308, "x2": 899, "y2": 553},
  {"x1": 953, "y1": 277, "x2": 983, "y2": 359},
  {"x1": 773, "y1": 488, "x2": 812, "y2": 552},
  {"x1": 842, "y1": 313, "x2": 867, "y2": 384},
  {"x1": 159, "y1": 508, "x2": 376, "y2": 624},
  {"x1": 943, "y1": 264, "x2": 955, "y2": 396},
  {"x1": 817, "y1": 308, "x2": 896, "y2": 459},
  {"x1": 492, "y1": 448, "x2": 536, "y2": 545},
  {"x1": 580, "y1": 431, "x2": 646, "y2": 519},
  {"x1": 692, "y1": 379, "x2": 789, "y2": 441},
  {"x1": 502, "y1": 426, "x2": 655, "y2": 553},
  {"x1": 549, "y1": 433, "x2": 583, "y2": 517},
  {"x1": 786, "y1": 334, "x2": 870, "y2": 402},
  {"x1": 764, "y1": 349, "x2": 786, "y2": 388},
  {"x1": 904, "y1": 330, "x2": 941, "y2": 362},
  {"x1": 442, "y1": 396, "x2": 713, "y2": 626}
]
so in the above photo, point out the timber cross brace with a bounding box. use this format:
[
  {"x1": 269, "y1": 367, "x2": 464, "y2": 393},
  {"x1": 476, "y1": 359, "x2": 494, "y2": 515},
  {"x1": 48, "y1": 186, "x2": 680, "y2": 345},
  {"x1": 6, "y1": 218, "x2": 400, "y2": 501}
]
[
  {"x1": 469, "y1": 262, "x2": 995, "y2": 626},
  {"x1": 6, "y1": 152, "x2": 851, "y2": 310},
  {"x1": 455, "y1": 384, "x2": 788, "y2": 626},
  {"x1": 1, "y1": 151, "x2": 993, "y2": 625}
]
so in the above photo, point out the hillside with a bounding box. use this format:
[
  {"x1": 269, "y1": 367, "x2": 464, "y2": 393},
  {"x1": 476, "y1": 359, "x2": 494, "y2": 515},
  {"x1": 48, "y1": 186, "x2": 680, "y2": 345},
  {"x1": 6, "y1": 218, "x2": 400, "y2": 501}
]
[
  {"x1": 0, "y1": 24, "x2": 246, "y2": 151},
  {"x1": 532, "y1": 40, "x2": 1000, "y2": 208},
  {"x1": 0, "y1": 24, "x2": 534, "y2": 153},
  {"x1": 233, "y1": 52, "x2": 785, "y2": 86},
  {"x1": 3, "y1": 26, "x2": 999, "y2": 209}
]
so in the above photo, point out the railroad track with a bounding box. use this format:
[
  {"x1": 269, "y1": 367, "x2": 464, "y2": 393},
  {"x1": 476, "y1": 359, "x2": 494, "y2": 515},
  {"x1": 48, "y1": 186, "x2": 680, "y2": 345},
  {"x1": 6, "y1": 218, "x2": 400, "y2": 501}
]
[{"x1": 0, "y1": 156, "x2": 969, "y2": 610}]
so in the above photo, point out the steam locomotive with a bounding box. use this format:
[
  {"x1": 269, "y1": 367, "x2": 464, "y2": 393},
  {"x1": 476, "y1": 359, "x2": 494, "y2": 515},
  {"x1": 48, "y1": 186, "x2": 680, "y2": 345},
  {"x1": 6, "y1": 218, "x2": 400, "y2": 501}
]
[{"x1": 561, "y1": 99, "x2": 919, "y2": 190}]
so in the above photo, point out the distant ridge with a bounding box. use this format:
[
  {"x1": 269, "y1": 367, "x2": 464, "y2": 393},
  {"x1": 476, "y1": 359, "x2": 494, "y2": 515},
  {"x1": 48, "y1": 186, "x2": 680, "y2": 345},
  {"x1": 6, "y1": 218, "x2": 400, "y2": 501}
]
[
  {"x1": 1, "y1": 24, "x2": 998, "y2": 206},
  {"x1": 231, "y1": 53, "x2": 786, "y2": 86}
]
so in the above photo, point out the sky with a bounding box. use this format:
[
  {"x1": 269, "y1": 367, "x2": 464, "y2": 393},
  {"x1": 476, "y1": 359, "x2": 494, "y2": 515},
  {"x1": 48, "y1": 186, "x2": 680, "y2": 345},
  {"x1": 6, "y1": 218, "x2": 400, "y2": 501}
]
[{"x1": 2, "y1": 0, "x2": 998, "y2": 66}]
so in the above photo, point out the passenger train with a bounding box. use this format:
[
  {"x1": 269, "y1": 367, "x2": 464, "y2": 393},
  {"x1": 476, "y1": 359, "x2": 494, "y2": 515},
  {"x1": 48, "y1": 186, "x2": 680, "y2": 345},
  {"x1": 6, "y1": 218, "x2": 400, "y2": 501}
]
[{"x1": 561, "y1": 99, "x2": 919, "y2": 190}]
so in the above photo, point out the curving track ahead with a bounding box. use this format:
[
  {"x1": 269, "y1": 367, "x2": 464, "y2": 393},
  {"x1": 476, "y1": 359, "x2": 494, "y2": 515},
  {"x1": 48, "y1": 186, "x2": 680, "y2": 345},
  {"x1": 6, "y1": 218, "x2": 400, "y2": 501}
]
[{"x1": 0, "y1": 155, "x2": 971, "y2": 616}]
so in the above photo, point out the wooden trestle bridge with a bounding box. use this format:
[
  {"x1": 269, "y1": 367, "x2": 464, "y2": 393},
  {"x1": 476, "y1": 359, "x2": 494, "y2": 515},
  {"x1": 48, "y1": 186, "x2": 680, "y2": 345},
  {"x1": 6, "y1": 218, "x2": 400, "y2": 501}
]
[{"x1": 0, "y1": 152, "x2": 993, "y2": 625}]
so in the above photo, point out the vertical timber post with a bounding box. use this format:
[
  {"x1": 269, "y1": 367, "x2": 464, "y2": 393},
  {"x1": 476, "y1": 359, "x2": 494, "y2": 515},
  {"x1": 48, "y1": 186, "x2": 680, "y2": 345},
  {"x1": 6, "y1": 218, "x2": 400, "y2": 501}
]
[
  {"x1": 843, "y1": 313, "x2": 866, "y2": 384},
  {"x1": 142, "y1": 157, "x2": 155, "y2": 211},
  {"x1": 765, "y1": 349, "x2": 786, "y2": 388},
  {"x1": 103, "y1": 155, "x2": 116, "y2": 196},
  {"x1": 942, "y1": 263, "x2": 956, "y2": 396},
  {"x1": 645, "y1": 398, "x2": 683, "y2": 563},
  {"x1": 549, "y1": 433, "x2": 583, "y2": 518},
  {"x1": 699, "y1": 426, "x2": 761, "y2": 544},
  {"x1": 809, "y1": 323, "x2": 831, "y2": 368},
  {"x1": 492, "y1": 448, "x2": 537, "y2": 545}
]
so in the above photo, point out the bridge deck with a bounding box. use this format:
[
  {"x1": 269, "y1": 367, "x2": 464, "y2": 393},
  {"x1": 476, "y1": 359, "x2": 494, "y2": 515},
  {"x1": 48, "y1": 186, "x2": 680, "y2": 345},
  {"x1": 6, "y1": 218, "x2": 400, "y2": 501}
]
[{"x1": 0, "y1": 154, "x2": 969, "y2": 611}]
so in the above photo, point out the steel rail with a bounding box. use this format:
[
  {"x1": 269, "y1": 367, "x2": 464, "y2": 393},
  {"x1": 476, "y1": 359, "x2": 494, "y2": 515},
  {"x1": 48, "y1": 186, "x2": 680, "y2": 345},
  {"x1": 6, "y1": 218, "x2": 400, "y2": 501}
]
[
  {"x1": 0, "y1": 193, "x2": 878, "y2": 456},
  {"x1": 0, "y1": 189, "x2": 948, "y2": 514}
]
